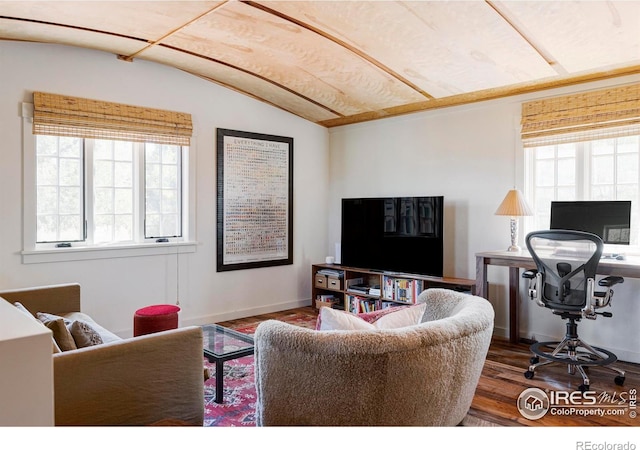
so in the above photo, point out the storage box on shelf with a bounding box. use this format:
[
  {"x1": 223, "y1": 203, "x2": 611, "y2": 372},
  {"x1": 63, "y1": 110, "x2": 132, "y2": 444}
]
[{"x1": 311, "y1": 263, "x2": 476, "y2": 312}]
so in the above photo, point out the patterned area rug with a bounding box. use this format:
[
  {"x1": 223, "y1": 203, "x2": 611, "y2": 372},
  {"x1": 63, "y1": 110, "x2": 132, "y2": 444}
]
[{"x1": 203, "y1": 312, "x2": 317, "y2": 427}]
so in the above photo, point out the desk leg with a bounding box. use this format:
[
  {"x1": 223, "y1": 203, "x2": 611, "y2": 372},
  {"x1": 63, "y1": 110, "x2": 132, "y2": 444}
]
[
  {"x1": 475, "y1": 255, "x2": 488, "y2": 298},
  {"x1": 509, "y1": 267, "x2": 519, "y2": 344}
]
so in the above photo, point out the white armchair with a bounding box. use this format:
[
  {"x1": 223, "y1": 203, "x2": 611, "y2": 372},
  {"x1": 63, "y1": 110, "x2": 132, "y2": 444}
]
[{"x1": 254, "y1": 288, "x2": 494, "y2": 426}]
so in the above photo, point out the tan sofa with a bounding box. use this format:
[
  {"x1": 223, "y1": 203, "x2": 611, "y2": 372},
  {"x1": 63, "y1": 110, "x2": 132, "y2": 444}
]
[
  {"x1": 254, "y1": 288, "x2": 494, "y2": 426},
  {"x1": 0, "y1": 283, "x2": 204, "y2": 426}
]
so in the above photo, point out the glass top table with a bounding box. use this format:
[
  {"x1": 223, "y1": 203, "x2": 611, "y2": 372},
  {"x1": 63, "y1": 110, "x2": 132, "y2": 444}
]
[{"x1": 202, "y1": 324, "x2": 255, "y2": 404}]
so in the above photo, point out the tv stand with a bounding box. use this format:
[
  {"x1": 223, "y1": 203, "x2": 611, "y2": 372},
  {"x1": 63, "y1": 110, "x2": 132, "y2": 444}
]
[{"x1": 311, "y1": 263, "x2": 476, "y2": 312}]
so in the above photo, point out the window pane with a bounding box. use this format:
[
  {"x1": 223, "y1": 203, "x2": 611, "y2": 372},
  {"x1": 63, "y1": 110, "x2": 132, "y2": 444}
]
[
  {"x1": 93, "y1": 140, "x2": 133, "y2": 243},
  {"x1": 59, "y1": 187, "x2": 81, "y2": 214},
  {"x1": 617, "y1": 153, "x2": 638, "y2": 184},
  {"x1": 94, "y1": 215, "x2": 113, "y2": 243},
  {"x1": 59, "y1": 215, "x2": 83, "y2": 240},
  {"x1": 59, "y1": 137, "x2": 82, "y2": 158},
  {"x1": 592, "y1": 155, "x2": 614, "y2": 185},
  {"x1": 114, "y1": 188, "x2": 132, "y2": 214},
  {"x1": 94, "y1": 188, "x2": 114, "y2": 214},
  {"x1": 146, "y1": 164, "x2": 161, "y2": 188},
  {"x1": 536, "y1": 160, "x2": 555, "y2": 186},
  {"x1": 557, "y1": 158, "x2": 575, "y2": 186},
  {"x1": 145, "y1": 144, "x2": 182, "y2": 238},
  {"x1": 114, "y1": 215, "x2": 132, "y2": 241},
  {"x1": 114, "y1": 161, "x2": 133, "y2": 187},
  {"x1": 37, "y1": 156, "x2": 58, "y2": 185},
  {"x1": 36, "y1": 136, "x2": 84, "y2": 243},
  {"x1": 94, "y1": 160, "x2": 113, "y2": 187},
  {"x1": 59, "y1": 158, "x2": 82, "y2": 186}
]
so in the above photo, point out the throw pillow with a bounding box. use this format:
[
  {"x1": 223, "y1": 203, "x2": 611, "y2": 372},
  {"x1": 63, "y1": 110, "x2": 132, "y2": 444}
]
[
  {"x1": 36, "y1": 312, "x2": 78, "y2": 351},
  {"x1": 69, "y1": 320, "x2": 104, "y2": 348},
  {"x1": 318, "y1": 302, "x2": 427, "y2": 331},
  {"x1": 14, "y1": 303, "x2": 61, "y2": 353}
]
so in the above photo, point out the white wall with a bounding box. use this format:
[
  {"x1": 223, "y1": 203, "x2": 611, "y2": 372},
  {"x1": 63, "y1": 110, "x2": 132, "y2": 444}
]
[
  {"x1": 329, "y1": 75, "x2": 640, "y2": 364},
  {"x1": 0, "y1": 41, "x2": 330, "y2": 336}
]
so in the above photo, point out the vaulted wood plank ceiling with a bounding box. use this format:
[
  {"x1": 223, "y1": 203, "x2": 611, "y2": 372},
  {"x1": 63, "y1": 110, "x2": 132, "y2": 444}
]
[{"x1": 1, "y1": 1, "x2": 639, "y2": 127}]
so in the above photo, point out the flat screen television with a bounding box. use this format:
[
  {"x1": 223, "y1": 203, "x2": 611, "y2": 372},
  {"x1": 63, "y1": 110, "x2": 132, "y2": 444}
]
[
  {"x1": 550, "y1": 200, "x2": 632, "y2": 245},
  {"x1": 341, "y1": 196, "x2": 443, "y2": 276}
]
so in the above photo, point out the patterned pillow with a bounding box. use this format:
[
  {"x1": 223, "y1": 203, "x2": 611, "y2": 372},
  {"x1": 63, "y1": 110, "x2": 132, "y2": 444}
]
[{"x1": 69, "y1": 320, "x2": 104, "y2": 348}]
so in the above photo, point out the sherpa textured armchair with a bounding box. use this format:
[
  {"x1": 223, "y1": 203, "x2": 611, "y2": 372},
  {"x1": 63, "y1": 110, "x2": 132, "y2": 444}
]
[
  {"x1": 0, "y1": 283, "x2": 204, "y2": 426},
  {"x1": 254, "y1": 288, "x2": 494, "y2": 426}
]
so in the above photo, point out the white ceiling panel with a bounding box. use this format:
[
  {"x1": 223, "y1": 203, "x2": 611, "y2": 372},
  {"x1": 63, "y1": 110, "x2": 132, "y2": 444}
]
[{"x1": 1, "y1": 0, "x2": 639, "y2": 127}]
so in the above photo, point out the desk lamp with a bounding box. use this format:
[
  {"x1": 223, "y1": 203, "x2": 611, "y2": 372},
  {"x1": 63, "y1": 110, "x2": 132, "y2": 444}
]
[{"x1": 495, "y1": 189, "x2": 533, "y2": 252}]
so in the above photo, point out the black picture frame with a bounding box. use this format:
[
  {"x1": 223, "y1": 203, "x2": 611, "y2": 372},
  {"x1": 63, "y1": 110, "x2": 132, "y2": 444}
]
[{"x1": 216, "y1": 128, "x2": 293, "y2": 272}]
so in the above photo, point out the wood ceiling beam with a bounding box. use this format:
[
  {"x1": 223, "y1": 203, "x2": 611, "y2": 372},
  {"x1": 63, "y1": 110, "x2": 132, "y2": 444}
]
[
  {"x1": 118, "y1": 1, "x2": 231, "y2": 62},
  {"x1": 320, "y1": 64, "x2": 640, "y2": 128},
  {"x1": 487, "y1": 0, "x2": 568, "y2": 75},
  {"x1": 243, "y1": 0, "x2": 435, "y2": 101}
]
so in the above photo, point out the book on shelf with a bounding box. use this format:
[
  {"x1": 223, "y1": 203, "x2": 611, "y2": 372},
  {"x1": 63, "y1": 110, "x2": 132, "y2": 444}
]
[
  {"x1": 317, "y1": 269, "x2": 343, "y2": 278},
  {"x1": 347, "y1": 295, "x2": 382, "y2": 314},
  {"x1": 383, "y1": 276, "x2": 424, "y2": 303},
  {"x1": 368, "y1": 285, "x2": 381, "y2": 296}
]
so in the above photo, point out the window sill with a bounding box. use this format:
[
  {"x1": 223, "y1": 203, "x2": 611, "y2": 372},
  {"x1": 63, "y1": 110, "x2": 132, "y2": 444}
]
[{"x1": 22, "y1": 241, "x2": 198, "y2": 264}]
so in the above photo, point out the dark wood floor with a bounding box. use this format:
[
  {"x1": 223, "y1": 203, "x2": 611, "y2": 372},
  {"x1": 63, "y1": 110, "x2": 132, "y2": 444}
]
[{"x1": 219, "y1": 306, "x2": 640, "y2": 427}]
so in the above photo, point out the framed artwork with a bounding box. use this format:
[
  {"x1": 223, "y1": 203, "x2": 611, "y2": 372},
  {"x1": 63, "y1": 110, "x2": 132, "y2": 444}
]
[{"x1": 216, "y1": 128, "x2": 293, "y2": 271}]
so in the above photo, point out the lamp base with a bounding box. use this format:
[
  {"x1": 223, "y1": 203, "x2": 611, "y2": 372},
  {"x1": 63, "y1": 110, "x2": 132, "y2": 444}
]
[{"x1": 507, "y1": 244, "x2": 521, "y2": 252}]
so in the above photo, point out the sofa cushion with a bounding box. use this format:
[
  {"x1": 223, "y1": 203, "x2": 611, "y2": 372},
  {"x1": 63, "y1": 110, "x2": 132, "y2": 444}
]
[
  {"x1": 37, "y1": 312, "x2": 78, "y2": 351},
  {"x1": 62, "y1": 312, "x2": 121, "y2": 344},
  {"x1": 317, "y1": 302, "x2": 427, "y2": 331}
]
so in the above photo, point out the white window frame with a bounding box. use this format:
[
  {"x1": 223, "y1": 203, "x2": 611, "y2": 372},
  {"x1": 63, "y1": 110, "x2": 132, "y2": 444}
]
[
  {"x1": 21, "y1": 103, "x2": 197, "y2": 263},
  {"x1": 524, "y1": 135, "x2": 640, "y2": 255}
]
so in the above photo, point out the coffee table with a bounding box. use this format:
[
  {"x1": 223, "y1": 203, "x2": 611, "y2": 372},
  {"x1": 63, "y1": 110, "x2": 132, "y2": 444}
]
[{"x1": 202, "y1": 324, "x2": 255, "y2": 404}]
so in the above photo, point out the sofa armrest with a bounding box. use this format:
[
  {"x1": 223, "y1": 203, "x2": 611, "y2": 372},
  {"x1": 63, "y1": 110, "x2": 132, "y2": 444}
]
[{"x1": 52, "y1": 326, "x2": 204, "y2": 426}]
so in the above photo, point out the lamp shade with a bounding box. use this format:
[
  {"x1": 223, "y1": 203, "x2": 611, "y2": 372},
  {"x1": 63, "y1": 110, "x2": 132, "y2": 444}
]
[{"x1": 495, "y1": 189, "x2": 533, "y2": 217}]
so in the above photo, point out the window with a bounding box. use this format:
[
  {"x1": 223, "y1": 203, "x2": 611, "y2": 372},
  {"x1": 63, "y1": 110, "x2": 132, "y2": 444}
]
[
  {"x1": 35, "y1": 137, "x2": 184, "y2": 246},
  {"x1": 525, "y1": 135, "x2": 640, "y2": 245},
  {"x1": 22, "y1": 92, "x2": 195, "y2": 263},
  {"x1": 521, "y1": 83, "x2": 640, "y2": 248}
]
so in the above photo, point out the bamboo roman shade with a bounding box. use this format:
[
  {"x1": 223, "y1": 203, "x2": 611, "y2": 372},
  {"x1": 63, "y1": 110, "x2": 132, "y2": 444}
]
[
  {"x1": 32, "y1": 92, "x2": 192, "y2": 146},
  {"x1": 521, "y1": 83, "x2": 640, "y2": 147}
]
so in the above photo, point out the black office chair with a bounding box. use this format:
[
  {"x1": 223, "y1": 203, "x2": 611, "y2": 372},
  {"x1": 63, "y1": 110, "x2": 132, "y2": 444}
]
[{"x1": 522, "y1": 230, "x2": 625, "y2": 391}]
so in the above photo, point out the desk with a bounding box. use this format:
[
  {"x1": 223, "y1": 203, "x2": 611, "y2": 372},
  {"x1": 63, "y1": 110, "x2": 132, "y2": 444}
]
[{"x1": 475, "y1": 250, "x2": 640, "y2": 344}]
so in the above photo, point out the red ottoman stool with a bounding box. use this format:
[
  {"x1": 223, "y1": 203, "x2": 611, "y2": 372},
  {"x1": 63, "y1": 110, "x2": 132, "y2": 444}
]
[{"x1": 133, "y1": 304, "x2": 180, "y2": 337}]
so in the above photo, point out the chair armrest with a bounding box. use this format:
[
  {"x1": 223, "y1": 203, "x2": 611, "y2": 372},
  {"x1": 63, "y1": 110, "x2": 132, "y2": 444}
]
[
  {"x1": 598, "y1": 276, "x2": 624, "y2": 287},
  {"x1": 522, "y1": 270, "x2": 538, "y2": 279},
  {"x1": 52, "y1": 326, "x2": 203, "y2": 426}
]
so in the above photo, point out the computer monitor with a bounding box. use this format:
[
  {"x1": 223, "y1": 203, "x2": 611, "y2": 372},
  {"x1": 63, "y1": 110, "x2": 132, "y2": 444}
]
[{"x1": 550, "y1": 201, "x2": 631, "y2": 245}]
